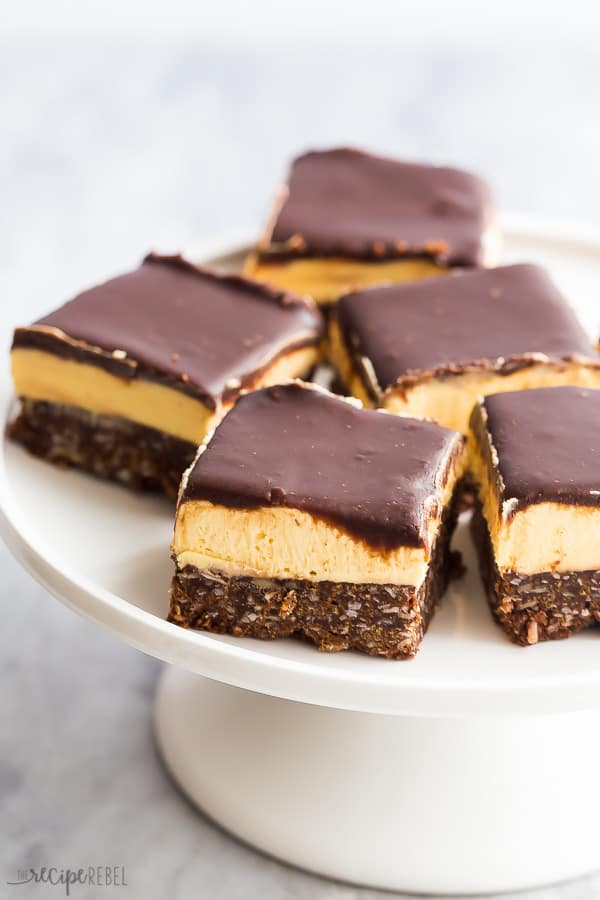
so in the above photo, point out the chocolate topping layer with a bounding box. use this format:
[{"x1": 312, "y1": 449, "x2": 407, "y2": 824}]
[
  {"x1": 480, "y1": 386, "x2": 600, "y2": 510},
  {"x1": 337, "y1": 264, "x2": 598, "y2": 396},
  {"x1": 13, "y1": 254, "x2": 323, "y2": 410},
  {"x1": 182, "y1": 382, "x2": 463, "y2": 550},
  {"x1": 261, "y1": 148, "x2": 491, "y2": 265}
]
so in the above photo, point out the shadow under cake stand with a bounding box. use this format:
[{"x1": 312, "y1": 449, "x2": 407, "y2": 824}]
[{"x1": 1, "y1": 219, "x2": 600, "y2": 894}]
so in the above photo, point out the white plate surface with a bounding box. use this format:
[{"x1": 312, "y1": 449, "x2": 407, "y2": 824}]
[{"x1": 2, "y1": 215, "x2": 600, "y2": 718}]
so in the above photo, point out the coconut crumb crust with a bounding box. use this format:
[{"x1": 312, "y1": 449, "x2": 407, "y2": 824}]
[{"x1": 471, "y1": 503, "x2": 600, "y2": 645}]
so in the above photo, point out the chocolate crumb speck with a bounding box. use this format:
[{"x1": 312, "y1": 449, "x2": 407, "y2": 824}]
[
  {"x1": 424, "y1": 239, "x2": 450, "y2": 257},
  {"x1": 288, "y1": 234, "x2": 306, "y2": 251}
]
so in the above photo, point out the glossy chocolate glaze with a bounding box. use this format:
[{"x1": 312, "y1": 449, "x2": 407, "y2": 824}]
[
  {"x1": 182, "y1": 382, "x2": 463, "y2": 550},
  {"x1": 13, "y1": 254, "x2": 324, "y2": 410},
  {"x1": 260, "y1": 148, "x2": 491, "y2": 265},
  {"x1": 337, "y1": 263, "x2": 598, "y2": 398},
  {"x1": 478, "y1": 386, "x2": 600, "y2": 510}
]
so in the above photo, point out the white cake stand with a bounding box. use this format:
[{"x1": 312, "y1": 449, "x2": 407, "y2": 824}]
[{"x1": 2, "y1": 218, "x2": 600, "y2": 894}]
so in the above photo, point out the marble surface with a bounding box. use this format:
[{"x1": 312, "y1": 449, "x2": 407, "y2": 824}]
[{"x1": 2, "y1": 35, "x2": 600, "y2": 899}]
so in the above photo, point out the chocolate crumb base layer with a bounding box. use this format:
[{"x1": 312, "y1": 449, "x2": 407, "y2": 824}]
[
  {"x1": 471, "y1": 504, "x2": 600, "y2": 646},
  {"x1": 168, "y1": 491, "x2": 462, "y2": 659},
  {"x1": 9, "y1": 399, "x2": 195, "y2": 498}
]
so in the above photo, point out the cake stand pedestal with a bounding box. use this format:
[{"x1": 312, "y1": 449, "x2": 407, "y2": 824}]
[{"x1": 155, "y1": 667, "x2": 600, "y2": 894}]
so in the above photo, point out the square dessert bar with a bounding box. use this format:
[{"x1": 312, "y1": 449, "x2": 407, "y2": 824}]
[
  {"x1": 169, "y1": 382, "x2": 466, "y2": 658},
  {"x1": 11, "y1": 254, "x2": 323, "y2": 496},
  {"x1": 330, "y1": 263, "x2": 600, "y2": 435},
  {"x1": 470, "y1": 386, "x2": 600, "y2": 645},
  {"x1": 244, "y1": 147, "x2": 497, "y2": 305}
]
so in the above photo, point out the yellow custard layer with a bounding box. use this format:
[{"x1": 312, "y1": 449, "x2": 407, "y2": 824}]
[
  {"x1": 244, "y1": 254, "x2": 446, "y2": 304},
  {"x1": 383, "y1": 364, "x2": 600, "y2": 436},
  {"x1": 11, "y1": 345, "x2": 319, "y2": 445}
]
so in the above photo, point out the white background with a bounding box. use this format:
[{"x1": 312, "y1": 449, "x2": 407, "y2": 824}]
[{"x1": 5, "y1": 0, "x2": 600, "y2": 45}]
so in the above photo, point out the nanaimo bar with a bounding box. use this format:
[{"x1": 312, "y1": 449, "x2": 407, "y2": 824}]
[
  {"x1": 244, "y1": 147, "x2": 497, "y2": 305},
  {"x1": 470, "y1": 386, "x2": 600, "y2": 645},
  {"x1": 169, "y1": 382, "x2": 466, "y2": 659},
  {"x1": 330, "y1": 263, "x2": 600, "y2": 435},
  {"x1": 11, "y1": 254, "x2": 323, "y2": 496}
]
